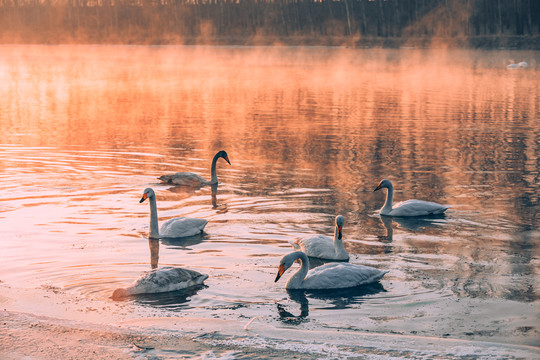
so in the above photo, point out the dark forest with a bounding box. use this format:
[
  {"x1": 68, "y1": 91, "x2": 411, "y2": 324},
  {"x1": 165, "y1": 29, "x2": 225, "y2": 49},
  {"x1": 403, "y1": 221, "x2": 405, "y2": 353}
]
[{"x1": 1, "y1": 0, "x2": 538, "y2": 47}]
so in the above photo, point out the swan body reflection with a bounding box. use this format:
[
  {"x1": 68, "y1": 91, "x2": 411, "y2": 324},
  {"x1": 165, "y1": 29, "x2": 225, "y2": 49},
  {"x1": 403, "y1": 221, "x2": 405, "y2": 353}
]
[
  {"x1": 275, "y1": 251, "x2": 387, "y2": 290},
  {"x1": 140, "y1": 188, "x2": 207, "y2": 238},
  {"x1": 374, "y1": 179, "x2": 449, "y2": 217},
  {"x1": 290, "y1": 215, "x2": 349, "y2": 261},
  {"x1": 158, "y1": 150, "x2": 231, "y2": 187},
  {"x1": 112, "y1": 266, "x2": 208, "y2": 299}
]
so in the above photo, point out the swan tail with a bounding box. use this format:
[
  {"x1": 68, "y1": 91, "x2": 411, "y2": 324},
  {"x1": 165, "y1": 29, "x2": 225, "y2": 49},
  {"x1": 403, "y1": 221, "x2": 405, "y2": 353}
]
[{"x1": 289, "y1": 239, "x2": 301, "y2": 250}]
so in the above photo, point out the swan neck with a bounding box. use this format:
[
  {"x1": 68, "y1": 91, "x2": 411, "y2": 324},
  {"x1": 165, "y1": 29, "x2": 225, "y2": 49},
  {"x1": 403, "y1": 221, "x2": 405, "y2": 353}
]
[
  {"x1": 333, "y1": 226, "x2": 347, "y2": 257},
  {"x1": 382, "y1": 184, "x2": 394, "y2": 214},
  {"x1": 210, "y1": 153, "x2": 220, "y2": 184},
  {"x1": 148, "y1": 196, "x2": 160, "y2": 239},
  {"x1": 287, "y1": 252, "x2": 309, "y2": 289}
]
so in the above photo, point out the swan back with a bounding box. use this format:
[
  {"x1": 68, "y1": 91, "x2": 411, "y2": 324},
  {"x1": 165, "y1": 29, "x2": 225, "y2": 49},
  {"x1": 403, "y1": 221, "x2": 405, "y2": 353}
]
[
  {"x1": 302, "y1": 262, "x2": 388, "y2": 290},
  {"x1": 113, "y1": 267, "x2": 208, "y2": 299},
  {"x1": 160, "y1": 217, "x2": 208, "y2": 238},
  {"x1": 389, "y1": 199, "x2": 449, "y2": 217},
  {"x1": 158, "y1": 172, "x2": 209, "y2": 186}
]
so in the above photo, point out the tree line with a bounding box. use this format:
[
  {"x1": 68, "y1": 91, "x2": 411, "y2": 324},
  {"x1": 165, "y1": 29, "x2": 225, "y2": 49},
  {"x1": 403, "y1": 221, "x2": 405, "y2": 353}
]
[{"x1": 0, "y1": 0, "x2": 538, "y2": 45}]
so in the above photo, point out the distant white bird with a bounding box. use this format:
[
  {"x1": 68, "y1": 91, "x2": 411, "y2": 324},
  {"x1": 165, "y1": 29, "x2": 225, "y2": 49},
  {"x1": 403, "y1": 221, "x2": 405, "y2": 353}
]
[
  {"x1": 274, "y1": 251, "x2": 387, "y2": 290},
  {"x1": 112, "y1": 266, "x2": 208, "y2": 299},
  {"x1": 290, "y1": 215, "x2": 349, "y2": 261},
  {"x1": 158, "y1": 150, "x2": 231, "y2": 187},
  {"x1": 507, "y1": 61, "x2": 529, "y2": 69},
  {"x1": 140, "y1": 188, "x2": 207, "y2": 238},
  {"x1": 374, "y1": 179, "x2": 449, "y2": 217}
]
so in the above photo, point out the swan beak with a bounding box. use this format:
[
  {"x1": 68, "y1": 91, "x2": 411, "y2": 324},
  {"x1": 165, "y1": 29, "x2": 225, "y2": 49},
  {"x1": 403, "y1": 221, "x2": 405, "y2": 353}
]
[
  {"x1": 337, "y1": 225, "x2": 343, "y2": 240},
  {"x1": 275, "y1": 264, "x2": 285, "y2": 282},
  {"x1": 224, "y1": 154, "x2": 231, "y2": 165},
  {"x1": 139, "y1": 193, "x2": 148, "y2": 203},
  {"x1": 374, "y1": 184, "x2": 382, "y2": 192}
]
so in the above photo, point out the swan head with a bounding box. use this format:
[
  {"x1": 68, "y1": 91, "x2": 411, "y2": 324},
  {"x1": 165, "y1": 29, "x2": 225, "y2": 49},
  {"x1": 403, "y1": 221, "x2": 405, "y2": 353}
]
[
  {"x1": 139, "y1": 188, "x2": 155, "y2": 203},
  {"x1": 335, "y1": 215, "x2": 345, "y2": 240},
  {"x1": 374, "y1": 179, "x2": 392, "y2": 192},
  {"x1": 218, "y1": 150, "x2": 231, "y2": 165},
  {"x1": 112, "y1": 288, "x2": 128, "y2": 300},
  {"x1": 275, "y1": 251, "x2": 303, "y2": 283}
]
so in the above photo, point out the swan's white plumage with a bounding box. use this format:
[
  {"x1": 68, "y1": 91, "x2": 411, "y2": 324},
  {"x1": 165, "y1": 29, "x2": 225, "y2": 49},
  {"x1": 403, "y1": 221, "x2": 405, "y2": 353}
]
[
  {"x1": 158, "y1": 150, "x2": 230, "y2": 187},
  {"x1": 113, "y1": 267, "x2": 208, "y2": 299},
  {"x1": 387, "y1": 199, "x2": 448, "y2": 217},
  {"x1": 160, "y1": 217, "x2": 208, "y2": 238},
  {"x1": 300, "y1": 262, "x2": 387, "y2": 289},
  {"x1": 159, "y1": 172, "x2": 209, "y2": 187},
  {"x1": 290, "y1": 215, "x2": 349, "y2": 261},
  {"x1": 275, "y1": 251, "x2": 387, "y2": 290},
  {"x1": 374, "y1": 179, "x2": 449, "y2": 217},
  {"x1": 140, "y1": 188, "x2": 207, "y2": 239}
]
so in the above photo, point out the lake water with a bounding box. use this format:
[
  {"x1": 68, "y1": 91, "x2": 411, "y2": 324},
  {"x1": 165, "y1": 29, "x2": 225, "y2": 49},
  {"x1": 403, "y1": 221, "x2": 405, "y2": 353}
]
[{"x1": 1, "y1": 45, "x2": 539, "y2": 355}]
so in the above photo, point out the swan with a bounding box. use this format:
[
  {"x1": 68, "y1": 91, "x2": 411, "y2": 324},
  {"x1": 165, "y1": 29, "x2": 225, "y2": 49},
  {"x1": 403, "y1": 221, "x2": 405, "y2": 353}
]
[
  {"x1": 140, "y1": 188, "x2": 207, "y2": 238},
  {"x1": 274, "y1": 251, "x2": 388, "y2": 290},
  {"x1": 289, "y1": 215, "x2": 349, "y2": 261},
  {"x1": 112, "y1": 266, "x2": 208, "y2": 299},
  {"x1": 374, "y1": 179, "x2": 449, "y2": 217},
  {"x1": 507, "y1": 61, "x2": 529, "y2": 69},
  {"x1": 158, "y1": 150, "x2": 231, "y2": 187}
]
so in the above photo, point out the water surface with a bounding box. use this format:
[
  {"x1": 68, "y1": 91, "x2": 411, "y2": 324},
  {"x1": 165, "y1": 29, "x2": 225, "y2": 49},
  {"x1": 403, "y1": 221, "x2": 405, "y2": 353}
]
[{"x1": 0, "y1": 45, "x2": 539, "y2": 350}]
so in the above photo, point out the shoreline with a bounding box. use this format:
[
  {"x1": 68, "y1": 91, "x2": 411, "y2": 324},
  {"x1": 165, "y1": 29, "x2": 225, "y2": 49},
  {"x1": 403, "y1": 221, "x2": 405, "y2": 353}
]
[
  {"x1": 1, "y1": 283, "x2": 539, "y2": 359},
  {"x1": 1, "y1": 35, "x2": 539, "y2": 50}
]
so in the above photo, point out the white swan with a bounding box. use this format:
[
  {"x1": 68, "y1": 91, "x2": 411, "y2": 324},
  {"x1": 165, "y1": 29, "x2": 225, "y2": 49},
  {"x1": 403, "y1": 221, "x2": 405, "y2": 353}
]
[
  {"x1": 158, "y1": 150, "x2": 231, "y2": 187},
  {"x1": 140, "y1": 188, "x2": 207, "y2": 238},
  {"x1": 112, "y1": 266, "x2": 208, "y2": 299},
  {"x1": 275, "y1": 251, "x2": 388, "y2": 290},
  {"x1": 507, "y1": 61, "x2": 529, "y2": 69},
  {"x1": 374, "y1": 179, "x2": 449, "y2": 217},
  {"x1": 289, "y1": 215, "x2": 349, "y2": 261}
]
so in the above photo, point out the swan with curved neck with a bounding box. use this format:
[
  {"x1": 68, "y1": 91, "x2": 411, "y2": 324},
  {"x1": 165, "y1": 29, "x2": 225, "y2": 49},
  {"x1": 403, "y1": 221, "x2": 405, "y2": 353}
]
[
  {"x1": 112, "y1": 266, "x2": 208, "y2": 300},
  {"x1": 290, "y1": 215, "x2": 349, "y2": 261},
  {"x1": 158, "y1": 150, "x2": 231, "y2": 187},
  {"x1": 374, "y1": 179, "x2": 449, "y2": 217},
  {"x1": 140, "y1": 188, "x2": 207, "y2": 239},
  {"x1": 275, "y1": 251, "x2": 388, "y2": 290}
]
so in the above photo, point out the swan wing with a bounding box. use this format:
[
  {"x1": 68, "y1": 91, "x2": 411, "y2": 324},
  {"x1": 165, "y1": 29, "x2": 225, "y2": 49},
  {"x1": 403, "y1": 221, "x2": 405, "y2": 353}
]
[
  {"x1": 390, "y1": 199, "x2": 449, "y2": 217},
  {"x1": 158, "y1": 172, "x2": 209, "y2": 186},
  {"x1": 302, "y1": 263, "x2": 388, "y2": 289},
  {"x1": 127, "y1": 267, "x2": 208, "y2": 295},
  {"x1": 160, "y1": 217, "x2": 208, "y2": 238},
  {"x1": 290, "y1": 235, "x2": 347, "y2": 260}
]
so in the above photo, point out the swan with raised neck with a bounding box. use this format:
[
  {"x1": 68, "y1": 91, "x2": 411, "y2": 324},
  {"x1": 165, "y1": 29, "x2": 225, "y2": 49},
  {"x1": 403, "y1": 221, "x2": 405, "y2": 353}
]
[
  {"x1": 290, "y1": 215, "x2": 349, "y2": 261},
  {"x1": 158, "y1": 150, "x2": 231, "y2": 187},
  {"x1": 275, "y1": 251, "x2": 388, "y2": 290},
  {"x1": 140, "y1": 188, "x2": 207, "y2": 239},
  {"x1": 374, "y1": 179, "x2": 449, "y2": 217}
]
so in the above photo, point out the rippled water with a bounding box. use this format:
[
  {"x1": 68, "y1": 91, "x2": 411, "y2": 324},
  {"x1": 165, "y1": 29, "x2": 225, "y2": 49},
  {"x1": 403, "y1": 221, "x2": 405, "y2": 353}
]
[{"x1": 1, "y1": 45, "x2": 539, "y2": 348}]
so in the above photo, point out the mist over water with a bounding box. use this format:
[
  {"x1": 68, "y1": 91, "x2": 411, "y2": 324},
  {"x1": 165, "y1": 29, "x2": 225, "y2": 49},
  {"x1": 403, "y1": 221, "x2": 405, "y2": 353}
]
[{"x1": 0, "y1": 45, "x2": 539, "y2": 349}]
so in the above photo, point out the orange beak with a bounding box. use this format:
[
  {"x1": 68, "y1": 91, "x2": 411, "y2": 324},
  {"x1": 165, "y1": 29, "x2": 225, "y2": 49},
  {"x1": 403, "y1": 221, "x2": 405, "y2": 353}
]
[
  {"x1": 275, "y1": 264, "x2": 285, "y2": 282},
  {"x1": 224, "y1": 154, "x2": 231, "y2": 165},
  {"x1": 337, "y1": 225, "x2": 343, "y2": 240},
  {"x1": 139, "y1": 193, "x2": 148, "y2": 203},
  {"x1": 374, "y1": 184, "x2": 382, "y2": 192}
]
